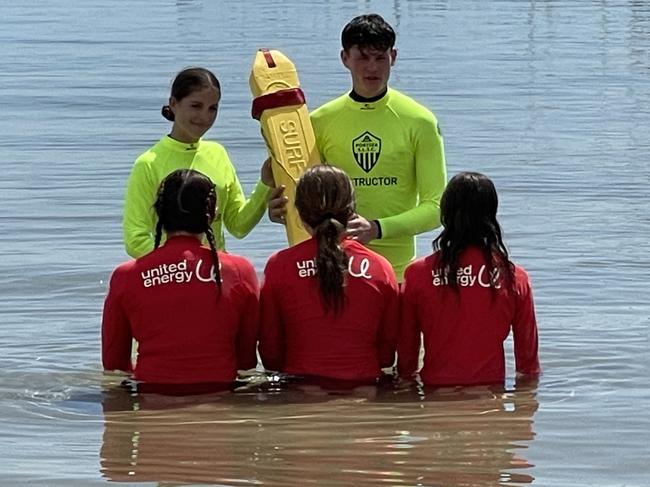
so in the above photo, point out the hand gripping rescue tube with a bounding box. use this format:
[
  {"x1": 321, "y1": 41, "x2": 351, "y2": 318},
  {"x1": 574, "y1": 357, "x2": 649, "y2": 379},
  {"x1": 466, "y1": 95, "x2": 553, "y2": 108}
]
[{"x1": 250, "y1": 49, "x2": 320, "y2": 246}]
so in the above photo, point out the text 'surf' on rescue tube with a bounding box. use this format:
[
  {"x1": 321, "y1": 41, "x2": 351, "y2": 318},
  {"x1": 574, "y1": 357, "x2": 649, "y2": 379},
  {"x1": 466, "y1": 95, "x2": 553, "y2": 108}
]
[{"x1": 250, "y1": 49, "x2": 320, "y2": 246}]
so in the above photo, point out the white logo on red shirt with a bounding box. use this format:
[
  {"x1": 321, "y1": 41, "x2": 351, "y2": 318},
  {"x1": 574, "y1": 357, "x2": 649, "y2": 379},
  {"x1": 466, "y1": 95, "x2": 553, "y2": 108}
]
[
  {"x1": 348, "y1": 256, "x2": 371, "y2": 279},
  {"x1": 195, "y1": 259, "x2": 223, "y2": 283},
  {"x1": 141, "y1": 259, "x2": 192, "y2": 288},
  {"x1": 140, "y1": 258, "x2": 222, "y2": 288},
  {"x1": 432, "y1": 264, "x2": 500, "y2": 288},
  {"x1": 295, "y1": 256, "x2": 372, "y2": 279}
]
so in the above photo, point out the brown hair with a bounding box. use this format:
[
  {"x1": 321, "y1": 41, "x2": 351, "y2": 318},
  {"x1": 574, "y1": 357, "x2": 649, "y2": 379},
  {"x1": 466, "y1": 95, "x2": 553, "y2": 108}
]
[{"x1": 295, "y1": 165, "x2": 356, "y2": 313}]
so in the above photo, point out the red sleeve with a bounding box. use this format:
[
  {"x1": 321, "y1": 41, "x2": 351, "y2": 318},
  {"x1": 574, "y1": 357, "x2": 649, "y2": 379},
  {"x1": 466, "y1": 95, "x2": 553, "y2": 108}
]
[
  {"x1": 397, "y1": 263, "x2": 422, "y2": 377},
  {"x1": 101, "y1": 269, "x2": 133, "y2": 372},
  {"x1": 377, "y1": 261, "x2": 400, "y2": 368},
  {"x1": 235, "y1": 259, "x2": 260, "y2": 371},
  {"x1": 258, "y1": 255, "x2": 285, "y2": 372},
  {"x1": 512, "y1": 268, "x2": 541, "y2": 377}
]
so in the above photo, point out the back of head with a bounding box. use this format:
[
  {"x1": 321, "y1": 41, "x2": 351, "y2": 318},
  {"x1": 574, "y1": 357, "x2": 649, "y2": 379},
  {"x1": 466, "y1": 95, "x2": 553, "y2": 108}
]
[
  {"x1": 434, "y1": 171, "x2": 513, "y2": 289},
  {"x1": 162, "y1": 67, "x2": 221, "y2": 121},
  {"x1": 154, "y1": 169, "x2": 223, "y2": 296},
  {"x1": 341, "y1": 13, "x2": 396, "y2": 52},
  {"x1": 154, "y1": 169, "x2": 216, "y2": 236},
  {"x1": 295, "y1": 165, "x2": 356, "y2": 313},
  {"x1": 440, "y1": 171, "x2": 499, "y2": 244},
  {"x1": 295, "y1": 165, "x2": 355, "y2": 230}
]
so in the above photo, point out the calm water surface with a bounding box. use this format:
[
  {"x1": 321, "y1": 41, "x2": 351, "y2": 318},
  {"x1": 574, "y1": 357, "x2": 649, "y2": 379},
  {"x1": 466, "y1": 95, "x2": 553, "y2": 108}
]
[{"x1": 1, "y1": 1, "x2": 649, "y2": 485}]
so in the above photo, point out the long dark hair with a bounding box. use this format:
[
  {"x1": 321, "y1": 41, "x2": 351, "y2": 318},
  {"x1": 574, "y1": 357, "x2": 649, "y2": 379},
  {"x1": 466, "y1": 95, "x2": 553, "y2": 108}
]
[
  {"x1": 153, "y1": 169, "x2": 222, "y2": 297},
  {"x1": 295, "y1": 165, "x2": 356, "y2": 313},
  {"x1": 161, "y1": 67, "x2": 221, "y2": 121},
  {"x1": 432, "y1": 171, "x2": 514, "y2": 290}
]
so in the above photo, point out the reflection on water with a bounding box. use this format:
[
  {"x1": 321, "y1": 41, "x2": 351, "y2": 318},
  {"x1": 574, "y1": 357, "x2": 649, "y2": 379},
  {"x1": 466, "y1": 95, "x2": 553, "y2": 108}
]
[{"x1": 99, "y1": 380, "x2": 539, "y2": 486}]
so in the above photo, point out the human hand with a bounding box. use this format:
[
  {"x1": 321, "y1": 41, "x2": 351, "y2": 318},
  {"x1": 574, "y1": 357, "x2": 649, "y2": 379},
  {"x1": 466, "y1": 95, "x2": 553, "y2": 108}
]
[
  {"x1": 260, "y1": 157, "x2": 275, "y2": 187},
  {"x1": 345, "y1": 214, "x2": 379, "y2": 244},
  {"x1": 267, "y1": 185, "x2": 288, "y2": 224}
]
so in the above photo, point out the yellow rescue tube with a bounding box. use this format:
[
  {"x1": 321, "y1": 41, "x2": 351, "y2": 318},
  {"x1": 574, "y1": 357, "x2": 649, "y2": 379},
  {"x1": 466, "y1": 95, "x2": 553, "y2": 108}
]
[{"x1": 250, "y1": 49, "x2": 320, "y2": 246}]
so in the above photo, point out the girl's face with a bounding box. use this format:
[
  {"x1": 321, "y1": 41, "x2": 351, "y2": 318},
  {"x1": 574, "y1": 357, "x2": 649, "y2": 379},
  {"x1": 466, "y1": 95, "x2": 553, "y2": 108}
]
[{"x1": 169, "y1": 86, "x2": 220, "y2": 143}]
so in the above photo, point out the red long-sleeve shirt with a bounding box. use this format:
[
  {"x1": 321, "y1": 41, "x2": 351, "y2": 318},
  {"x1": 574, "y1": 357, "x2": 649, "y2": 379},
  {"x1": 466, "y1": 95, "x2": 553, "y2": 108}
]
[
  {"x1": 259, "y1": 238, "x2": 400, "y2": 381},
  {"x1": 398, "y1": 247, "x2": 540, "y2": 386},
  {"x1": 102, "y1": 236, "x2": 259, "y2": 384}
]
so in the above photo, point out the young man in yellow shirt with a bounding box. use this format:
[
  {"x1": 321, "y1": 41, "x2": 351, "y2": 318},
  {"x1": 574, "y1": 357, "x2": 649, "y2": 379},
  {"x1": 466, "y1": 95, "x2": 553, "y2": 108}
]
[{"x1": 271, "y1": 14, "x2": 447, "y2": 280}]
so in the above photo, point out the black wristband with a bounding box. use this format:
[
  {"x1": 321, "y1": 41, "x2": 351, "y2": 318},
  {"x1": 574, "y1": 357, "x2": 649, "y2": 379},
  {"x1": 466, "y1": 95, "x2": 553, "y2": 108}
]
[{"x1": 373, "y1": 220, "x2": 382, "y2": 239}]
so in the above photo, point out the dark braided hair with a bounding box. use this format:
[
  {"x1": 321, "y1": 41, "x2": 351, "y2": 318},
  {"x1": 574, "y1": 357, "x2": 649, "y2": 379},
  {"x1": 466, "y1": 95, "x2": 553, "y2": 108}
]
[
  {"x1": 295, "y1": 165, "x2": 356, "y2": 314},
  {"x1": 153, "y1": 169, "x2": 222, "y2": 297},
  {"x1": 161, "y1": 67, "x2": 221, "y2": 121},
  {"x1": 432, "y1": 171, "x2": 514, "y2": 291}
]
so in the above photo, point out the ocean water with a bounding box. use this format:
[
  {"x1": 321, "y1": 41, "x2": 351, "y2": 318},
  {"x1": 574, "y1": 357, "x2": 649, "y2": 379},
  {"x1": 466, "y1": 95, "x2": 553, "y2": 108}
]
[{"x1": 0, "y1": 1, "x2": 649, "y2": 485}]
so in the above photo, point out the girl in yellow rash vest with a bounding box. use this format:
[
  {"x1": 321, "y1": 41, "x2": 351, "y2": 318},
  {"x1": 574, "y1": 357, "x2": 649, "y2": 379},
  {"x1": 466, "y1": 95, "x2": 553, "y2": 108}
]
[{"x1": 123, "y1": 67, "x2": 281, "y2": 258}]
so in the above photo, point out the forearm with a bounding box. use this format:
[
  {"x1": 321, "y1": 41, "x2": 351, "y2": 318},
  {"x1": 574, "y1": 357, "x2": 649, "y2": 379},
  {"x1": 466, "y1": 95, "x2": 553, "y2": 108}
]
[
  {"x1": 378, "y1": 281, "x2": 400, "y2": 368},
  {"x1": 378, "y1": 120, "x2": 447, "y2": 240},
  {"x1": 223, "y1": 180, "x2": 272, "y2": 239},
  {"x1": 377, "y1": 200, "x2": 441, "y2": 240},
  {"x1": 101, "y1": 292, "x2": 133, "y2": 372},
  {"x1": 513, "y1": 278, "x2": 541, "y2": 377},
  {"x1": 397, "y1": 276, "x2": 422, "y2": 376},
  {"x1": 236, "y1": 290, "x2": 260, "y2": 371}
]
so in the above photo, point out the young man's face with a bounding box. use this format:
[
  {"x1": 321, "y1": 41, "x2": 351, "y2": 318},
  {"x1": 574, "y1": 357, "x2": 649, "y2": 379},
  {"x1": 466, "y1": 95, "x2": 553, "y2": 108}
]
[{"x1": 341, "y1": 45, "x2": 397, "y2": 98}]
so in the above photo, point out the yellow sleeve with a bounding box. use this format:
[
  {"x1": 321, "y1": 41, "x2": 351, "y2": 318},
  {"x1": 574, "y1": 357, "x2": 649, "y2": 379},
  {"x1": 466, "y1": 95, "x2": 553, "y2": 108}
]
[
  {"x1": 219, "y1": 153, "x2": 271, "y2": 239},
  {"x1": 379, "y1": 117, "x2": 447, "y2": 239},
  {"x1": 123, "y1": 157, "x2": 157, "y2": 258}
]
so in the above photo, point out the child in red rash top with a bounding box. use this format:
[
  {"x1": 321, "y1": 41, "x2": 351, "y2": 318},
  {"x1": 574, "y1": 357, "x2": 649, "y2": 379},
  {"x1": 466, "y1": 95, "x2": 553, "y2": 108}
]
[
  {"x1": 398, "y1": 172, "x2": 541, "y2": 386},
  {"x1": 258, "y1": 165, "x2": 400, "y2": 382},
  {"x1": 102, "y1": 169, "x2": 259, "y2": 387}
]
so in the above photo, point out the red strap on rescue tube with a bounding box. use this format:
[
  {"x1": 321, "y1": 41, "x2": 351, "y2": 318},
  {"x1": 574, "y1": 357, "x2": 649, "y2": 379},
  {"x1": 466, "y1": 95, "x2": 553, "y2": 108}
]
[
  {"x1": 261, "y1": 49, "x2": 277, "y2": 68},
  {"x1": 251, "y1": 88, "x2": 306, "y2": 120}
]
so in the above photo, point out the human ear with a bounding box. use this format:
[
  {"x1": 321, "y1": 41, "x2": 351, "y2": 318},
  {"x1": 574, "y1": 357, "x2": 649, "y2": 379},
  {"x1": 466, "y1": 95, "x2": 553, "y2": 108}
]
[
  {"x1": 340, "y1": 49, "x2": 350, "y2": 69},
  {"x1": 169, "y1": 96, "x2": 178, "y2": 113}
]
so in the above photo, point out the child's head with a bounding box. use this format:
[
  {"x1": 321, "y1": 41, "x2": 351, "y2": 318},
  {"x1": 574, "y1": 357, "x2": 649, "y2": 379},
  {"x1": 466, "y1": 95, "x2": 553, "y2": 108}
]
[
  {"x1": 154, "y1": 169, "x2": 216, "y2": 236},
  {"x1": 295, "y1": 165, "x2": 356, "y2": 313},
  {"x1": 162, "y1": 67, "x2": 221, "y2": 142},
  {"x1": 153, "y1": 169, "x2": 222, "y2": 295},
  {"x1": 435, "y1": 172, "x2": 513, "y2": 289},
  {"x1": 341, "y1": 14, "x2": 396, "y2": 53},
  {"x1": 440, "y1": 171, "x2": 500, "y2": 243},
  {"x1": 295, "y1": 165, "x2": 355, "y2": 231}
]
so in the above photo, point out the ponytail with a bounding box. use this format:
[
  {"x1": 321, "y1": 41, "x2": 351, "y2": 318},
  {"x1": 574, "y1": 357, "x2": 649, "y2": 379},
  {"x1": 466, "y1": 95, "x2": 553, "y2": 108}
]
[
  {"x1": 295, "y1": 165, "x2": 356, "y2": 315},
  {"x1": 314, "y1": 218, "x2": 348, "y2": 313}
]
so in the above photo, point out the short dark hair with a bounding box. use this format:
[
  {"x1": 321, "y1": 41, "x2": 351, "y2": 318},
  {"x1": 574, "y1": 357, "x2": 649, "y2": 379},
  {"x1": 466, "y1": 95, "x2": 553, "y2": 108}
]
[{"x1": 341, "y1": 14, "x2": 396, "y2": 52}]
